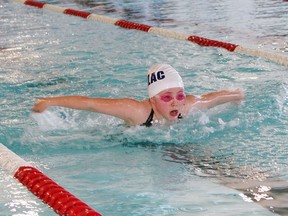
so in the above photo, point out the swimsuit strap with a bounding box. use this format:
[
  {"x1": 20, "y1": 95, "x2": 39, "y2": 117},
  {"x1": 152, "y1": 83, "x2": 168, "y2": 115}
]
[{"x1": 141, "y1": 109, "x2": 154, "y2": 127}]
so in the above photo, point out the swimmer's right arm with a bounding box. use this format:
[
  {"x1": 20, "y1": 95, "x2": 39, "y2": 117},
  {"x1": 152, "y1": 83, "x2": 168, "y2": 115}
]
[
  {"x1": 33, "y1": 96, "x2": 90, "y2": 113},
  {"x1": 32, "y1": 96, "x2": 145, "y2": 125}
]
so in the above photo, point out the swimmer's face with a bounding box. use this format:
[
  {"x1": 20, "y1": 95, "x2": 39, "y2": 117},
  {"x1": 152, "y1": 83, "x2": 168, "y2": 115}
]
[{"x1": 151, "y1": 87, "x2": 186, "y2": 121}]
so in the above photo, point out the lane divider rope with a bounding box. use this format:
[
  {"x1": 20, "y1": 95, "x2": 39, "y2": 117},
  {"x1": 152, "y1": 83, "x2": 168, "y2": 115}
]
[
  {"x1": 13, "y1": 0, "x2": 288, "y2": 67},
  {"x1": 0, "y1": 143, "x2": 102, "y2": 216}
]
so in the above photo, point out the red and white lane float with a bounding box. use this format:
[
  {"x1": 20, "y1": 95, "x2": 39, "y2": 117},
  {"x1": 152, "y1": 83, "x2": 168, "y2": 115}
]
[
  {"x1": 14, "y1": 0, "x2": 288, "y2": 66},
  {"x1": 0, "y1": 143, "x2": 102, "y2": 216}
]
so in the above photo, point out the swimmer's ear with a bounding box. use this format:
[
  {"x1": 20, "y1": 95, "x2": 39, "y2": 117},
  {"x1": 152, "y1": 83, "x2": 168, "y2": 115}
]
[{"x1": 149, "y1": 97, "x2": 156, "y2": 105}]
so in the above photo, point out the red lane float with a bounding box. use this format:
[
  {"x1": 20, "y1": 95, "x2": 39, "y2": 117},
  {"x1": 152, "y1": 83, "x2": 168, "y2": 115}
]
[
  {"x1": 24, "y1": 0, "x2": 45, "y2": 8},
  {"x1": 0, "y1": 143, "x2": 102, "y2": 216},
  {"x1": 115, "y1": 20, "x2": 152, "y2": 32},
  {"x1": 64, "y1": 9, "x2": 91, "y2": 18},
  {"x1": 187, "y1": 36, "x2": 238, "y2": 52},
  {"x1": 14, "y1": 0, "x2": 288, "y2": 66}
]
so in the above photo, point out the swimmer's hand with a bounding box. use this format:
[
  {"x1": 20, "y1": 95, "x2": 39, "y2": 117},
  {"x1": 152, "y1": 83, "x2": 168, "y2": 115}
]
[
  {"x1": 32, "y1": 98, "x2": 49, "y2": 113},
  {"x1": 231, "y1": 89, "x2": 245, "y2": 105}
]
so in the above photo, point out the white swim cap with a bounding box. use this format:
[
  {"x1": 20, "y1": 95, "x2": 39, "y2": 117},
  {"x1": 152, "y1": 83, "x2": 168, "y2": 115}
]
[{"x1": 147, "y1": 64, "x2": 184, "y2": 98}]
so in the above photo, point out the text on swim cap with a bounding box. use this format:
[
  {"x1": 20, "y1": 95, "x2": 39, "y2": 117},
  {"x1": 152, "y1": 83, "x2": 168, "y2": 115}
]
[{"x1": 148, "y1": 71, "x2": 165, "y2": 85}]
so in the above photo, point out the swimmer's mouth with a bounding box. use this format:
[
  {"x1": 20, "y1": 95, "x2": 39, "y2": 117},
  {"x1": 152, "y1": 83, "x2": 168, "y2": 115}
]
[{"x1": 170, "y1": 110, "x2": 179, "y2": 117}]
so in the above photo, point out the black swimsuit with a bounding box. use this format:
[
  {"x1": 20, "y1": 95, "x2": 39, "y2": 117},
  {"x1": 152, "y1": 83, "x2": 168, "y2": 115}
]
[{"x1": 141, "y1": 109, "x2": 182, "y2": 127}]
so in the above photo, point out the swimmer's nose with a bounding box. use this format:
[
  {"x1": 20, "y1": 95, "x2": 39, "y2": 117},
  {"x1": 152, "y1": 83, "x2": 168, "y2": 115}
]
[{"x1": 171, "y1": 98, "x2": 179, "y2": 106}]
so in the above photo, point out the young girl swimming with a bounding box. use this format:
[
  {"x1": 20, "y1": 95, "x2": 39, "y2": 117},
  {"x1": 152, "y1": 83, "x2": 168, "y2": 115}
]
[{"x1": 32, "y1": 64, "x2": 244, "y2": 126}]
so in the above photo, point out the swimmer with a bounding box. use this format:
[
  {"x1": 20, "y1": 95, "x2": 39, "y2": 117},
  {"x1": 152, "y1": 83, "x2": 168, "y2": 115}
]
[{"x1": 33, "y1": 64, "x2": 244, "y2": 126}]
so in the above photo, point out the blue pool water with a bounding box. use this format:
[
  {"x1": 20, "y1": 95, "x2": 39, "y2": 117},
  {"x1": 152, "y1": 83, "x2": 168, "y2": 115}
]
[{"x1": 1, "y1": 0, "x2": 288, "y2": 215}]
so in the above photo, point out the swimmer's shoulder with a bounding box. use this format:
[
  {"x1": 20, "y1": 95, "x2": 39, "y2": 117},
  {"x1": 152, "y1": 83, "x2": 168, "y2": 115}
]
[
  {"x1": 121, "y1": 98, "x2": 150, "y2": 108},
  {"x1": 185, "y1": 94, "x2": 200, "y2": 104},
  {"x1": 184, "y1": 94, "x2": 202, "y2": 111},
  {"x1": 121, "y1": 98, "x2": 152, "y2": 125}
]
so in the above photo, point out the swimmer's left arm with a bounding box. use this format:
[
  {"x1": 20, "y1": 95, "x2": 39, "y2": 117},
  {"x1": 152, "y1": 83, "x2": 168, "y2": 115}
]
[{"x1": 187, "y1": 90, "x2": 244, "y2": 109}]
